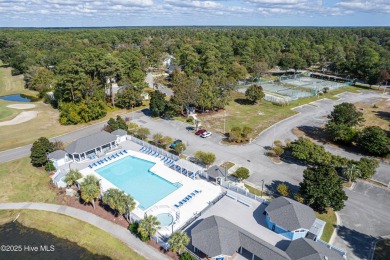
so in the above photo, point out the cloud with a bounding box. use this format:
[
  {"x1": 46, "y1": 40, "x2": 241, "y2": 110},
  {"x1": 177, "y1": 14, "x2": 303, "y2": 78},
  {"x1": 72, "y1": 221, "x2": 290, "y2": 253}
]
[
  {"x1": 336, "y1": 0, "x2": 390, "y2": 13},
  {"x1": 0, "y1": 0, "x2": 388, "y2": 26}
]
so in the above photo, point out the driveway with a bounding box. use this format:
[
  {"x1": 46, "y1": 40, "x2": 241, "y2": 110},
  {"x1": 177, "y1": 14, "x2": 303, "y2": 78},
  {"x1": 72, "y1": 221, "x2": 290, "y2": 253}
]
[{"x1": 332, "y1": 181, "x2": 390, "y2": 260}]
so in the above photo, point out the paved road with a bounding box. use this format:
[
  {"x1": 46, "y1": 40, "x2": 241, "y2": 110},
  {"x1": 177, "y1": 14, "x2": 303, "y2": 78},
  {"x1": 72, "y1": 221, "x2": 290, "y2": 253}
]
[
  {"x1": 0, "y1": 202, "x2": 169, "y2": 260},
  {"x1": 332, "y1": 181, "x2": 390, "y2": 260},
  {"x1": 0, "y1": 90, "x2": 389, "y2": 260}
]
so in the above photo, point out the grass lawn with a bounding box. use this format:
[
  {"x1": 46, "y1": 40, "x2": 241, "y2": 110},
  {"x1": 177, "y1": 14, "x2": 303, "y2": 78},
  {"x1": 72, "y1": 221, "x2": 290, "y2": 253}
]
[
  {"x1": 0, "y1": 100, "x2": 19, "y2": 121},
  {"x1": 0, "y1": 157, "x2": 57, "y2": 203},
  {"x1": 314, "y1": 208, "x2": 337, "y2": 243},
  {"x1": 374, "y1": 238, "x2": 390, "y2": 260},
  {"x1": 354, "y1": 98, "x2": 390, "y2": 132},
  {"x1": 0, "y1": 210, "x2": 144, "y2": 259},
  {"x1": 198, "y1": 86, "x2": 363, "y2": 137},
  {"x1": 220, "y1": 161, "x2": 235, "y2": 170},
  {"x1": 0, "y1": 67, "x2": 38, "y2": 97}
]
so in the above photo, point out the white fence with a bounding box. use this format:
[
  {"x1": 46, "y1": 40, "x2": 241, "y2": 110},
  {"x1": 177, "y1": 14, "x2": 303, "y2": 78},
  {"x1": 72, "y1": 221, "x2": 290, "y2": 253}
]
[
  {"x1": 220, "y1": 179, "x2": 267, "y2": 204},
  {"x1": 129, "y1": 135, "x2": 179, "y2": 161}
]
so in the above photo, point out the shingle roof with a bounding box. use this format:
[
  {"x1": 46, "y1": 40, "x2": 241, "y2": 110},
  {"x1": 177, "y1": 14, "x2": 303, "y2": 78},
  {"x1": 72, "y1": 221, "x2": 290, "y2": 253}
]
[
  {"x1": 265, "y1": 197, "x2": 316, "y2": 231},
  {"x1": 48, "y1": 150, "x2": 66, "y2": 160},
  {"x1": 206, "y1": 165, "x2": 227, "y2": 179},
  {"x1": 111, "y1": 129, "x2": 127, "y2": 136},
  {"x1": 286, "y1": 238, "x2": 344, "y2": 260},
  {"x1": 191, "y1": 216, "x2": 344, "y2": 260},
  {"x1": 191, "y1": 216, "x2": 290, "y2": 260},
  {"x1": 64, "y1": 131, "x2": 117, "y2": 154}
]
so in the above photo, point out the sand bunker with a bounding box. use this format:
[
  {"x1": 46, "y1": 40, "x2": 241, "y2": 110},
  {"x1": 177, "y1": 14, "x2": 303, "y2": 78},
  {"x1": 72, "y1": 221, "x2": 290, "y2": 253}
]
[
  {"x1": 0, "y1": 111, "x2": 38, "y2": 126},
  {"x1": 7, "y1": 104, "x2": 36, "y2": 109}
]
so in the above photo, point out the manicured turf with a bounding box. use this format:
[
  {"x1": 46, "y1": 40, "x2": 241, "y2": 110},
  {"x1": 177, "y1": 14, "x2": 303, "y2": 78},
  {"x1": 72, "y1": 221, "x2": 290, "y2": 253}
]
[
  {"x1": 0, "y1": 100, "x2": 18, "y2": 121},
  {"x1": 0, "y1": 157, "x2": 57, "y2": 203},
  {"x1": 315, "y1": 208, "x2": 337, "y2": 243},
  {"x1": 198, "y1": 86, "x2": 363, "y2": 138},
  {"x1": 374, "y1": 238, "x2": 390, "y2": 260},
  {"x1": 0, "y1": 67, "x2": 38, "y2": 97},
  {"x1": 0, "y1": 210, "x2": 144, "y2": 259}
]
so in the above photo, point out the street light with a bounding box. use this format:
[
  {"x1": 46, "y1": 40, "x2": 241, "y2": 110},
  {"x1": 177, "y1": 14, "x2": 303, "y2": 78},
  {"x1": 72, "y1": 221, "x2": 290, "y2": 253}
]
[
  {"x1": 261, "y1": 179, "x2": 264, "y2": 198},
  {"x1": 223, "y1": 110, "x2": 227, "y2": 135}
]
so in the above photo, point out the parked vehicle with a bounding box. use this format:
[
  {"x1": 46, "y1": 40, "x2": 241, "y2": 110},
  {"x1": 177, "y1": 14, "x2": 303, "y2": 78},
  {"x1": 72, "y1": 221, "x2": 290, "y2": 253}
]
[
  {"x1": 169, "y1": 139, "x2": 183, "y2": 148},
  {"x1": 200, "y1": 132, "x2": 212, "y2": 138},
  {"x1": 195, "y1": 129, "x2": 207, "y2": 135}
]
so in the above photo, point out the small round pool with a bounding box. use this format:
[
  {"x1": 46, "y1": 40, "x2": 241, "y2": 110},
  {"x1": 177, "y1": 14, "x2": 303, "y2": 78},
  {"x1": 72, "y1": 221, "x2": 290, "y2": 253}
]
[{"x1": 156, "y1": 213, "x2": 174, "y2": 227}]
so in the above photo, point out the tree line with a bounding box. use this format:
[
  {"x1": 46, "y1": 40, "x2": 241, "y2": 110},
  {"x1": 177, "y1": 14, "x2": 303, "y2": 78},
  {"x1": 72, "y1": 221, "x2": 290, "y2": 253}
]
[{"x1": 1, "y1": 27, "x2": 390, "y2": 124}]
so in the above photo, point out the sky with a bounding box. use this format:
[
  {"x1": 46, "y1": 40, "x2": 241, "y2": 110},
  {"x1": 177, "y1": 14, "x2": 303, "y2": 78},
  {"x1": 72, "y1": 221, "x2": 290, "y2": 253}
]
[{"x1": 0, "y1": 0, "x2": 389, "y2": 27}]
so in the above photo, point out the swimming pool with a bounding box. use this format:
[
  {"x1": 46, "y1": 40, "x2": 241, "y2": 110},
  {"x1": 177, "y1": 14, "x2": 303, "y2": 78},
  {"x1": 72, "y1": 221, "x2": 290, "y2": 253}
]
[
  {"x1": 96, "y1": 156, "x2": 180, "y2": 210},
  {"x1": 156, "y1": 213, "x2": 174, "y2": 227}
]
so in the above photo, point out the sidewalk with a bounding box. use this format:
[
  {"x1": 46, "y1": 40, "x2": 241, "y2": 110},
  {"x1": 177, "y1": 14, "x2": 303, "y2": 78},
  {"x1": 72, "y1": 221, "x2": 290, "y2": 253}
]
[{"x1": 0, "y1": 202, "x2": 170, "y2": 260}]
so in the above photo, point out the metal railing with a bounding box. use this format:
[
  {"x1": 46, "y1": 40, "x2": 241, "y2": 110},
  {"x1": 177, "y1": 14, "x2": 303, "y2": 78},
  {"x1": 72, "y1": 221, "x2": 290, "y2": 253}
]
[
  {"x1": 129, "y1": 135, "x2": 179, "y2": 161},
  {"x1": 317, "y1": 239, "x2": 347, "y2": 259},
  {"x1": 220, "y1": 180, "x2": 268, "y2": 204}
]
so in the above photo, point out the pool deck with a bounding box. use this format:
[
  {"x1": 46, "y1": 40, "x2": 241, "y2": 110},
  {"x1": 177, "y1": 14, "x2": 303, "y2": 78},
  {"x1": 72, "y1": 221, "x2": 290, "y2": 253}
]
[{"x1": 78, "y1": 144, "x2": 222, "y2": 236}]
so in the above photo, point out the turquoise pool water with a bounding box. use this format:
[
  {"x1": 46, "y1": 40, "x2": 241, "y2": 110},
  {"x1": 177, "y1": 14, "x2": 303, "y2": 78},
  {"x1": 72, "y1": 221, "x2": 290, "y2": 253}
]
[
  {"x1": 156, "y1": 213, "x2": 174, "y2": 227},
  {"x1": 96, "y1": 156, "x2": 180, "y2": 210}
]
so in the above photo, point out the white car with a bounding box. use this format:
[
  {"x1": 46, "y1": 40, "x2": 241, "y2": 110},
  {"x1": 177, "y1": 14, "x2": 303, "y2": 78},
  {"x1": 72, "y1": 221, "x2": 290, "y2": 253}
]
[{"x1": 200, "y1": 131, "x2": 212, "y2": 138}]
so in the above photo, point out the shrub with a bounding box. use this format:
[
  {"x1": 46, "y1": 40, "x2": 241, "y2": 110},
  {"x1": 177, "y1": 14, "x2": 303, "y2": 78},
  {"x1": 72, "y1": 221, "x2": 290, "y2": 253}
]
[
  {"x1": 128, "y1": 222, "x2": 148, "y2": 241},
  {"x1": 273, "y1": 140, "x2": 283, "y2": 147},
  {"x1": 186, "y1": 118, "x2": 194, "y2": 123},
  {"x1": 44, "y1": 161, "x2": 56, "y2": 172},
  {"x1": 294, "y1": 193, "x2": 305, "y2": 203},
  {"x1": 232, "y1": 167, "x2": 250, "y2": 181},
  {"x1": 276, "y1": 183, "x2": 290, "y2": 197},
  {"x1": 273, "y1": 146, "x2": 284, "y2": 156},
  {"x1": 266, "y1": 150, "x2": 277, "y2": 157},
  {"x1": 181, "y1": 252, "x2": 195, "y2": 260}
]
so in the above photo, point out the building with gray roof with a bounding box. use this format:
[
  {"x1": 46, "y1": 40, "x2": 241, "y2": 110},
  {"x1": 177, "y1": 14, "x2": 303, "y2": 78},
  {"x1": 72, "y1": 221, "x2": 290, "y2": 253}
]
[
  {"x1": 206, "y1": 165, "x2": 228, "y2": 182},
  {"x1": 265, "y1": 197, "x2": 318, "y2": 240},
  {"x1": 64, "y1": 131, "x2": 118, "y2": 162},
  {"x1": 286, "y1": 238, "x2": 345, "y2": 260},
  {"x1": 47, "y1": 150, "x2": 68, "y2": 168},
  {"x1": 190, "y1": 215, "x2": 344, "y2": 260}
]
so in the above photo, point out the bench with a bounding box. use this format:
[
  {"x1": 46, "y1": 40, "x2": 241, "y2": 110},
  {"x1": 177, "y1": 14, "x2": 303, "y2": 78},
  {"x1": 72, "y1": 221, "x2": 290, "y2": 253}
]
[
  {"x1": 226, "y1": 192, "x2": 237, "y2": 200},
  {"x1": 238, "y1": 198, "x2": 252, "y2": 207}
]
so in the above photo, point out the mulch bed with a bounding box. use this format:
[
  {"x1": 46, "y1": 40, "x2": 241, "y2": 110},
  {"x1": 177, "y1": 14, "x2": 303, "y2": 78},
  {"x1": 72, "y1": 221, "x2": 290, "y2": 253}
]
[
  {"x1": 52, "y1": 184, "x2": 180, "y2": 259},
  {"x1": 55, "y1": 186, "x2": 129, "y2": 228}
]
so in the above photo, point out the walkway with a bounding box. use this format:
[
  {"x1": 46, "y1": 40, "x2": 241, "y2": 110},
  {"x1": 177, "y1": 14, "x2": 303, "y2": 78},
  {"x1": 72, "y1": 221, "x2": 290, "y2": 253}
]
[{"x1": 0, "y1": 202, "x2": 170, "y2": 260}]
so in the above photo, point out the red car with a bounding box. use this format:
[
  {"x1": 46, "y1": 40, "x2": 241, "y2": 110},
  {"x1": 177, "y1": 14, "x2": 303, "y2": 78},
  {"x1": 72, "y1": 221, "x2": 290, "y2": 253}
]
[{"x1": 195, "y1": 129, "x2": 207, "y2": 135}]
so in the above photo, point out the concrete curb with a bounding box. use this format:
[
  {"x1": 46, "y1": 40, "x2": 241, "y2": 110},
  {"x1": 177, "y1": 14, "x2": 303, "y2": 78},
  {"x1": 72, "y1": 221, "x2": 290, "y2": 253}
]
[
  {"x1": 329, "y1": 211, "x2": 341, "y2": 245},
  {"x1": 368, "y1": 235, "x2": 390, "y2": 260}
]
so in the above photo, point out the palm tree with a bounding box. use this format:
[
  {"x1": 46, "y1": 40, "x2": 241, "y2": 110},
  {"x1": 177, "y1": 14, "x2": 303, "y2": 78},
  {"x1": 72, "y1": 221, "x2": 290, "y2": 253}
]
[
  {"x1": 138, "y1": 215, "x2": 160, "y2": 240},
  {"x1": 64, "y1": 169, "x2": 82, "y2": 187},
  {"x1": 343, "y1": 163, "x2": 361, "y2": 182},
  {"x1": 168, "y1": 231, "x2": 190, "y2": 255},
  {"x1": 125, "y1": 195, "x2": 136, "y2": 223},
  {"x1": 80, "y1": 175, "x2": 100, "y2": 209},
  {"x1": 80, "y1": 182, "x2": 100, "y2": 209},
  {"x1": 102, "y1": 188, "x2": 136, "y2": 223}
]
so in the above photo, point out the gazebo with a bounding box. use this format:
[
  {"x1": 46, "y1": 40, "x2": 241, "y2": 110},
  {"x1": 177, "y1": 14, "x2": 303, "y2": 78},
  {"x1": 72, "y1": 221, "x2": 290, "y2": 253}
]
[{"x1": 65, "y1": 131, "x2": 118, "y2": 162}]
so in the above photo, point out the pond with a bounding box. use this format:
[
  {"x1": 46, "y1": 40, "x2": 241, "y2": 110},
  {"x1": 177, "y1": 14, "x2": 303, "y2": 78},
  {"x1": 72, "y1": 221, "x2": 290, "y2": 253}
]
[
  {"x1": 0, "y1": 94, "x2": 33, "y2": 102},
  {"x1": 0, "y1": 221, "x2": 110, "y2": 259}
]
